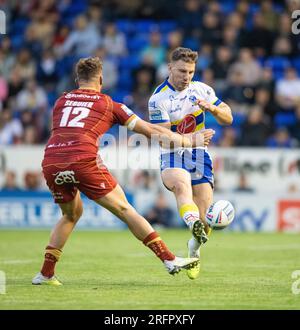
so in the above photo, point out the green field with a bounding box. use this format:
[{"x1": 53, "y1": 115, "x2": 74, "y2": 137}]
[{"x1": 0, "y1": 230, "x2": 299, "y2": 310}]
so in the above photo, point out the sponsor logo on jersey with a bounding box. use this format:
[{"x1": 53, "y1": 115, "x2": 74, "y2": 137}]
[
  {"x1": 170, "y1": 105, "x2": 181, "y2": 113},
  {"x1": 149, "y1": 101, "x2": 157, "y2": 109},
  {"x1": 189, "y1": 95, "x2": 197, "y2": 104},
  {"x1": 65, "y1": 93, "x2": 100, "y2": 100},
  {"x1": 53, "y1": 170, "x2": 80, "y2": 185},
  {"x1": 177, "y1": 114, "x2": 197, "y2": 133},
  {"x1": 150, "y1": 110, "x2": 163, "y2": 120}
]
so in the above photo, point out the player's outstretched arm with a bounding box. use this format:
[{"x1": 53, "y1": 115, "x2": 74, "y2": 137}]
[
  {"x1": 131, "y1": 118, "x2": 214, "y2": 148},
  {"x1": 196, "y1": 100, "x2": 233, "y2": 126}
]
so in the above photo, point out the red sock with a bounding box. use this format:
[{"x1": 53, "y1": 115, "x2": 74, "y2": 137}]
[
  {"x1": 143, "y1": 232, "x2": 175, "y2": 262},
  {"x1": 41, "y1": 245, "x2": 62, "y2": 278}
]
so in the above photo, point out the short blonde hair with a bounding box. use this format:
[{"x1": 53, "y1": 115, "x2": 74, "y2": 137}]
[
  {"x1": 170, "y1": 47, "x2": 198, "y2": 63},
  {"x1": 75, "y1": 57, "x2": 102, "y2": 81}
]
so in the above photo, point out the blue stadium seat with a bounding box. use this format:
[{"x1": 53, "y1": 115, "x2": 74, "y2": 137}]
[
  {"x1": 135, "y1": 20, "x2": 158, "y2": 33},
  {"x1": 10, "y1": 34, "x2": 24, "y2": 50},
  {"x1": 10, "y1": 18, "x2": 29, "y2": 35},
  {"x1": 183, "y1": 37, "x2": 200, "y2": 51},
  {"x1": 127, "y1": 36, "x2": 149, "y2": 52},
  {"x1": 118, "y1": 69, "x2": 133, "y2": 90},
  {"x1": 47, "y1": 91, "x2": 58, "y2": 107},
  {"x1": 264, "y1": 57, "x2": 291, "y2": 71},
  {"x1": 220, "y1": 2, "x2": 236, "y2": 15},
  {"x1": 158, "y1": 20, "x2": 177, "y2": 33},
  {"x1": 231, "y1": 113, "x2": 246, "y2": 128},
  {"x1": 111, "y1": 89, "x2": 131, "y2": 103},
  {"x1": 116, "y1": 19, "x2": 134, "y2": 34},
  {"x1": 292, "y1": 57, "x2": 300, "y2": 75},
  {"x1": 264, "y1": 57, "x2": 291, "y2": 80},
  {"x1": 274, "y1": 112, "x2": 296, "y2": 127},
  {"x1": 118, "y1": 55, "x2": 140, "y2": 70}
]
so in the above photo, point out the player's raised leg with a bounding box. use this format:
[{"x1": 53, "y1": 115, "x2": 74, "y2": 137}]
[
  {"x1": 161, "y1": 168, "x2": 208, "y2": 244},
  {"x1": 94, "y1": 184, "x2": 199, "y2": 275},
  {"x1": 186, "y1": 182, "x2": 213, "y2": 279},
  {"x1": 32, "y1": 191, "x2": 83, "y2": 285}
]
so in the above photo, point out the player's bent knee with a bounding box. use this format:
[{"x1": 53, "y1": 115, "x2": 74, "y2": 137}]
[
  {"x1": 173, "y1": 181, "x2": 190, "y2": 195},
  {"x1": 64, "y1": 208, "x2": 82, "y2": 223}
]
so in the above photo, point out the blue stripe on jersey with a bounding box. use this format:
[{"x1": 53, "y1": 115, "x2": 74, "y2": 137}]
[
  {"x1": 213, "y1": 99, "x2": 222, "y2": 106},
  {"x1": 166, "y1": 80, "x2": 175, "y2": 91},
  {"x1": 154, "y1": 80, "x2": 168, "y2": 94},
  {"x1": 150, "y1": 119, "x2": 169, "y2": 123},
  {"x1": 170, "y1": 152, "x2": 174, "y2": 167}
]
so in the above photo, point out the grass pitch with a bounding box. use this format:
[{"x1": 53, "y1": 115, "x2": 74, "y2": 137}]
[{"x1": 0, "y1": 229, "x2": 299, "y2": 310}]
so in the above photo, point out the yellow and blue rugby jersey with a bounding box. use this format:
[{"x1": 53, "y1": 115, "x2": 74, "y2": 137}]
[{"x1": 148, "y1": 79, "x2": 222, "y2": 134}]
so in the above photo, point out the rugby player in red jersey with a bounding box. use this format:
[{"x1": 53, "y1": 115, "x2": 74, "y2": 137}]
[{"x1": 32, "y1": 57, "x2": 215, "y2": 285}]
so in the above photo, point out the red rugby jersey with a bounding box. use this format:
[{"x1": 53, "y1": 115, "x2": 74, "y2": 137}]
[{"x1": 44, "y1": 89, "x2": 136, "y2": 160}]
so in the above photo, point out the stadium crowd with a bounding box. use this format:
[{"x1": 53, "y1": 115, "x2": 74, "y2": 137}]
[{"x1": 0, "y1": 0, "x2": 300, "y2": 148}]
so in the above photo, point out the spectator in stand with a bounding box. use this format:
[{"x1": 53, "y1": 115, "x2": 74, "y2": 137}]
[
  {"x1": 223, "y1": 69, "x2": 252, "y2": 107},
  {"x1": 0, "y1": 74, "x2": 8, "y2": 104},
  {"x1": 132, "y1": 66, "x2": 155, "y2": 119},
  {"x1": 144, "y1": 192, "x2": 175, "y2": 228},
  {"x1": 178, "y1": 0, "x2": 203, "y2": 39},
  {"x1": 140, "y1": 30, "x2": 166, "y2": 68},
  {"x1": 240, "y1": 12, "x2": 275, "y2": 57},
  {"x1": 290, "y1": 104, "x2": 300, "y2": 143},
  {"x1": 222, "y1": 26, "x2": 240, "y2": 57},
  {"x1": 275, "y1": 67, "x2": 300, "y2": 110},
  {"x1": 0, "y1": 109, "x2": 23, "y2": 145},
  {"x1": 218, "y1": 127, "x2": 237, "y2": 147},
  {"x1": 103, "y1": 22, "x2": 127, "y2": 58},
  {"x1": 239, "y1": 105, "x2": 270, "y2": 146},
  {"x1": 24, "y1": 24, "x2": 43, "y2": 59},
  {"x1": 16, "y1": 79, "x2": 48, "y2": 112},
  {"x1": 196, "y1": 44, "x2": 212, "y2": 76},
  {"x1": 257, "y1": 66, "x2": 276, "y2": 96},
  {"x1": 59, "y1": 15, "x2": 102, "y2": 57},
  {"x1": 254, "y1": 87, "x2": 278, "y2": 121},
  {"x1": 24, "y1": 171, "x2": 42, "y2": 190},
  {"x1": 7, "y1": 68, "x2": 24, "y2": 98},
  {"x1": 93, "y1": 47, "x2": 118, "y2": 94},
  {"x1": 266, "y1": 127, "x2": 294, "y2": 148},
  {"x1": 1, "y1": 170, "x2": 22, "y2": 191},
  {"x1": 228, "y1": 48, "x2": 262, "y2": 87},
  {"x1": 277, "y1": 13, "x2": 298, "y2": 56},
  {"x1": 272, "y1": 36, "x2": 293, "y2": 58},
  {"x1": 260, "y1": 0, "x2": 280, "y2": 32},
  {"x1": 200, "y1": 11, "x2": 222, "y2": 47},
  {"x1": 233, "y1": 172, "x2": 255, "y2": 193},
  {"x1": 37, "y1": 49, "x2": 59, "y2": 90},
  {"x1": 14, "y1": 48, "x2": 36, "y2": 82},
  {"x1": 0, "y1": 37, "x2": 15, "y2": 80},
  {"x1": 210, "y1": 46, "x2": 233, "y2": 93},
  {"x1": 22, "y1": 125, "x2": 39, "y2": 145},
  {"x1": 53, "y1": 25, "x2": 70, "y2": 50}
]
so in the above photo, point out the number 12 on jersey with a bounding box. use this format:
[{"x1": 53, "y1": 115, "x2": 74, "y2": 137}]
[{"x1": 59, "y1": 106, "x2": 90, "y2": 128}]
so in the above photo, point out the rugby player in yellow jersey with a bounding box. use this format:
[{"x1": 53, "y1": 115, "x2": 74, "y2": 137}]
[{"x1": 148, "y1": 47, "x2": 233, "y2": 279}]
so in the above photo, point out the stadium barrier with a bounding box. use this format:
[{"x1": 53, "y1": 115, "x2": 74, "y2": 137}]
[{"x1": 0, "y1": 146, "x2": 299, "y2": 231}]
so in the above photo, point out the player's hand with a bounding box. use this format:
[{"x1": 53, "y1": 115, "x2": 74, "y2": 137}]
[
  {"x1": 202, "y1": 128, "x2": 215, "y2": 146},
  {"x1": 196, "y1": 99, "x2": 218, "y2": 115},
  {"x1": 191, "y1": 129, "x2": 215, "y2": 147}
]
